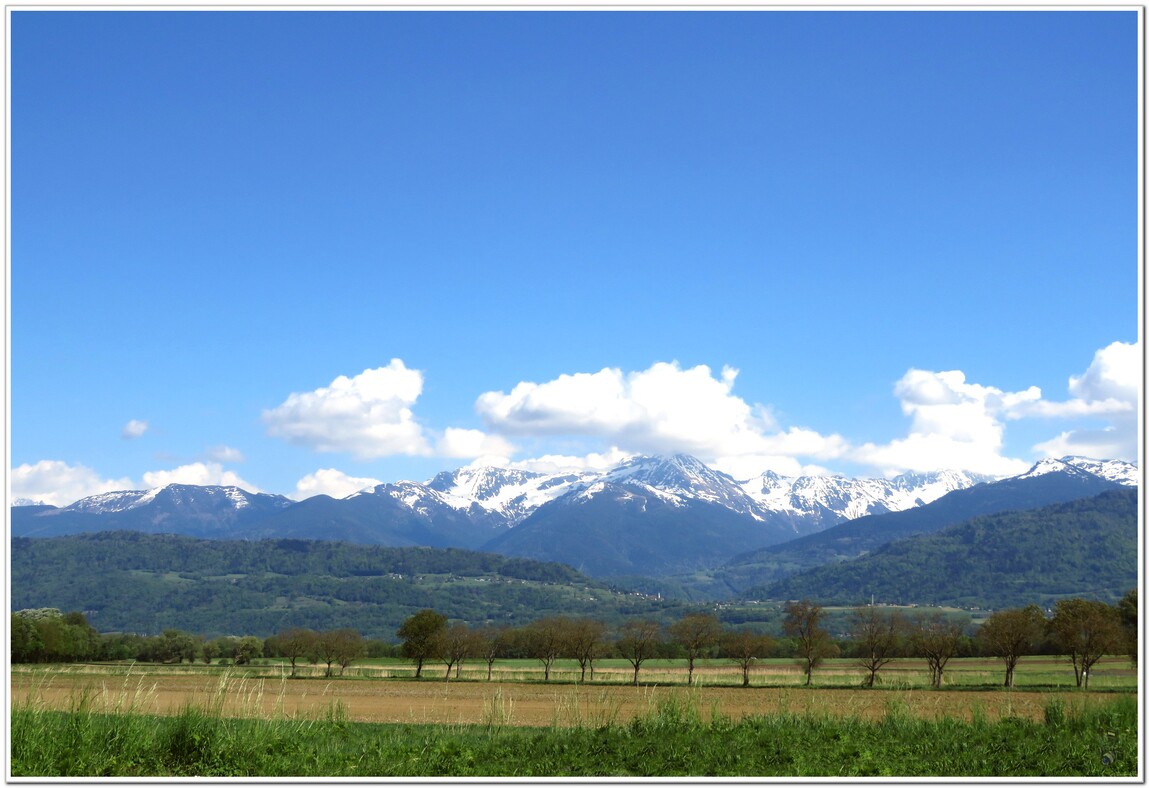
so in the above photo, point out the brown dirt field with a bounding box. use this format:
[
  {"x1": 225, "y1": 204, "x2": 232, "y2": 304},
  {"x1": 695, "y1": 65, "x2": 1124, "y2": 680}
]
[{"x1": 10, "y1": 669, "x2": 1121, "y2": 728}]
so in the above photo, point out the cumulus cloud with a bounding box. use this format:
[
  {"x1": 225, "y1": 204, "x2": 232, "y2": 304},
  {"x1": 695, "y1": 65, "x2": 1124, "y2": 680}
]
[
  {"x1": 435, "y1": 428, "x2": 517, "y2": 460},
  {"x1": 292, "y1": 468, "x2": 382, "y2": 500},
  {"x1": 475, "y1": 361, "x2": 847, "y2": 476},
  {"x1": 477, "y1": 363, "x2": 766, "y2": 444},
  {"x1": 848, "y1": 341, "x2": 1142, "y2": 476},
  {"x1": 1068, "y1": 340, "x2": 1140, "y2": 402},
  {"x1": 121, "y1": 419, "x2": 148, "y2": 439},
  {"x1": 262, "y1": 360, "x2": 432, "y2": 459},
  {"x1": 1027, "y1": 341, "x2": 1140, "y2": 461},
  {"x1": 141, "y1": 462, "x2": 260, "y2": 491},
  {"x1": 849, "y1": 369, "x2": 1036, "y2": 477},
  {"x1": 11, "y1": 460, "x2": 135, "y2": 507}
]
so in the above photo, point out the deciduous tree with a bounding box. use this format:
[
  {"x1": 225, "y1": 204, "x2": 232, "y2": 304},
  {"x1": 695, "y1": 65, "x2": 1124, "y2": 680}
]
[
  {"x1": 1049, "y1": 598, "x2": 1122, "y2": 688},
  {"x1": 669, "y1": 613, "x2": 723, "y2": 686},
  {"x1": 233, "y1": 636, "x2": 264, "y2": 666},
  {"x1": 438, "y1": 623, "x2": 478, "y2": 681},
  {"x1": 523, "y1": 616, "x2": 569, "y2": 682},
  {"x1": 566, "y1": 618, "x2": 607, "y2": 683},
  {"x1": 617, "y1": 619, "x2": 662, "y2": 686},
  {"x1": 397, "y1": 609, "x2": 447, "y2": 679},
  {"x1": 268, "y1": 627, "x2": 318, "y2": 677},
  {"x1": 475, "y1": 625, "x2": 512, "y2": 681},
  {"x1": 850, "y1": 607, "x2": 905, "y2": 688},
  {"x1": 719, "y1": 629, "x2": 774, "y2": 687},
  {"x1": 783, "y1": 600, "x2": 838, "y2": 686},
  {"x1": 977, "y1": 605, "x2": 1045, "y2": 687},
  {"x1": 911, "y1": 613, "x2": 963, "y2": 688}
]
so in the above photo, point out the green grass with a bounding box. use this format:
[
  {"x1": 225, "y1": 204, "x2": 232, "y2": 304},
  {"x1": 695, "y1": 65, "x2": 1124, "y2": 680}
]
[
  {"x1": 11, "y1": 684, "x2": 1138, "y2": 777},
  {"x1": 14, "y1": 654, "x2": 1137, "y2": 692}
]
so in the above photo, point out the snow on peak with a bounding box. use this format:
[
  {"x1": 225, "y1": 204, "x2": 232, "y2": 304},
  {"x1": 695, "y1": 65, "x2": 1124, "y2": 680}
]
[
  {"x1": 58, "y1": 483, "x2": 278, "y2": 514},
  {"x1": 737, "y1": 467, "x2": 989, "y2": 522},
  {"x1": 1057, "y1": 456, "x2": 1139, "y2": 486},
  {"x1": 425, "y1": 464, "x2": 596, "y2": 523},
  {"x1": 1018, "y1": 457, "x2": 1075, "y2": 479},
  {"x1": 63, "y1": 488, "x2": 156, "y2": 513}
]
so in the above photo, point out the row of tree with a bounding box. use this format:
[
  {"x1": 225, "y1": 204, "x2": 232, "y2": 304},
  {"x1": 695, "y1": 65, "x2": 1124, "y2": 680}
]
[
  {"x1": 393, "y1": 592, "x2": 1137, "y2": 689},
  {"x1": 827, "y1": 594, "x2": 1136, "y2": 690},
  {"x1": 12, "y1": 591, "x2": 1135, "y2": 689},
  {"x1": 10, "y1": 609, "x2": 374, "y2": 677}
]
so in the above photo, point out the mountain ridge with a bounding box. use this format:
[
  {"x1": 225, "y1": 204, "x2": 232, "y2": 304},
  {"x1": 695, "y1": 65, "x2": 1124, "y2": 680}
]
[
  {"x1": 754, "y1": 487, "x2": 1138, "y2": 608},
  {"x1": 10, "y1": 456, "x2": 1136, "y2": 580}
]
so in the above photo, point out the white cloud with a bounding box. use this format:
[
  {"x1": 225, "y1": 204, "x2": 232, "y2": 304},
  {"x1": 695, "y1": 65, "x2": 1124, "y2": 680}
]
[
  {"x1": 121, "y1": 419, "x2": 148, "y2": 439},
  {"x1": 292, "y1": 468, "x2": 382, "y2": 500},
  {"x1": 262, "y1": 360, "x2": 432, "y2": 459},
  {"x1": 435, "y1": 428, "x2": 517, "y2": 460},
  {"x1": 475, "y1": 361, "x2": 847, "y2": 474},
  {"x1": 141, "y1": 462, "x2": 260, "y2": 491},
  {"x1": 1068, "y1": 340, "x2": 1140, "y2": 403},
  {"x1": 711, "y1": 453, "x2": 833, "y2": 480},
  {"x1": 500, "y1": 447, "x2": 636, "y2": 475},
  {"x1": 1027, "y1": 341, "x2": 1141, "y2": 461},
  {"x1": 848, "y1": 341, "x2": 1142, "y2": 476},
  {"x1": 1033, "y1": 427, "x2": 1133, "y2": 461},
  {"x1": 11, "y1": 460, "x2": 135, "y2": 507},
  {"x1": 850, "y1": 369, "x2": 1034, "y2": 477}
]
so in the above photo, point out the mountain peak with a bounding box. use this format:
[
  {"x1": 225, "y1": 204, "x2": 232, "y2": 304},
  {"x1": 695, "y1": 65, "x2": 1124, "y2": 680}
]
[{"x1": 1057, "y1": 456, "x2": 1140, "y2": 486}]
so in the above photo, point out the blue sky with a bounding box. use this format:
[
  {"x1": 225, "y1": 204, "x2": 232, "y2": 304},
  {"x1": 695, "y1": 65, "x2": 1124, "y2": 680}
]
[{"x1": 10, "y1": 8, "x2": 1142, "y2": 504}]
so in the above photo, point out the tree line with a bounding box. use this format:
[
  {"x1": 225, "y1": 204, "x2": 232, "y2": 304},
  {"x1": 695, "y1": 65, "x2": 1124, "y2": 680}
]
[{"x1": 12, "y1": 591, "x2": 1135, "y2": 689}]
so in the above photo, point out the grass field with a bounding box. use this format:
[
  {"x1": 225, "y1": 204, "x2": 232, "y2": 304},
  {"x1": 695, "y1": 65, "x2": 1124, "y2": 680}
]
[
  {"x1": 9, "y1": 657, "x2": 1140, "y2": 778},
  {"x1": 15, "y1": 652, "x2": 1134, "y2": 689}
]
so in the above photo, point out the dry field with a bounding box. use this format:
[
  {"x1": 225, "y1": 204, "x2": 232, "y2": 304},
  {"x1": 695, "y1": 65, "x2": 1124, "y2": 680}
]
[{"x1": 10, "y1": 666, "x2": 1122, "y2": 728}]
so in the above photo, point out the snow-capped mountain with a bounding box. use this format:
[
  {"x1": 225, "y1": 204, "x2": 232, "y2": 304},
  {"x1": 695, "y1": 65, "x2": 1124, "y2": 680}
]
[
  {"x1": 425, "y1": 465, "x2": 598, "y2": 525},
  {"x1": 739, "y1": 468, "x2": 994, "y2": 529},
  {"x1": 718, "y1": 456, "x2": 1136, "y2": 594},
  {"x1": 1020, "y1": 456, "x2": 1140, "y2": 487},
  {"x1": 396, "y1": 454, "x2": 996, "y2": 537},
  {"x1": 11, "y1": 484, "x2": 295, "y2": 539},
  {"x1": 11, "y1": 455, "x2": 1137, "y2": 576},
  {"x1": 599, "y1": 454, "x2": 772, "y2": 519},
  {"x1": 60, "y1": 484, "x2": 283, "y2": 515}
]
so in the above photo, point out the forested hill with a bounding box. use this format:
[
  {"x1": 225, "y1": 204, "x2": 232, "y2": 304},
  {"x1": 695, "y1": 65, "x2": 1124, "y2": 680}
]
[
  {"x1": 10, "y1": 533, "x2": 685, "y2": 639},
  {"x1": 754, "y1": 487, "x2": 1138, "y2": 609}
]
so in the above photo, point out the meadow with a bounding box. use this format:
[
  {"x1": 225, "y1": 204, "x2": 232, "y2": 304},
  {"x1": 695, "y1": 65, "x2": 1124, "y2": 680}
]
[{"x1": 10, "y1": 655, "x2": 1139, "y2": 778}]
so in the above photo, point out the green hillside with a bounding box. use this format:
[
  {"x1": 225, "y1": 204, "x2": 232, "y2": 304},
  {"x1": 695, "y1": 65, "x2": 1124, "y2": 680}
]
[
  {"x1": 755, "y1": 488, "x2": 1137, "y2": 609},
  {"x1": 10, "y1": 532, "x2": 688, "y2": 639}
]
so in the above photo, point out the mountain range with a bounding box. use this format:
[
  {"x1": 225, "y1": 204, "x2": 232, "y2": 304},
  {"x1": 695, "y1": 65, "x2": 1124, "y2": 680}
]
[
  {"x1": 757, "y1": 486, "x2": 1138, "y2": 609},
  {"x1": 10, "y1": 454, "x2": 1137, "y2": 582}
]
